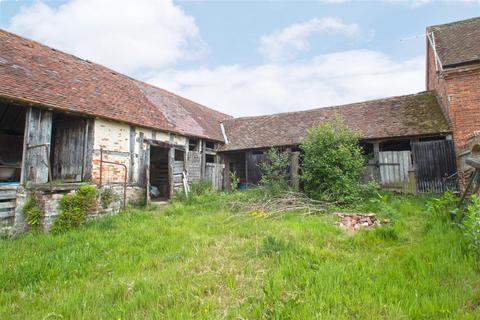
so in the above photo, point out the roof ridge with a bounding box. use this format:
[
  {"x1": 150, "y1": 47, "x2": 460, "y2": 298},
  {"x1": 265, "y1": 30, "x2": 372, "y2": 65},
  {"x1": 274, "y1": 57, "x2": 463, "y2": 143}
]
[
  {"x1": 0, "y1": 28, "x2": 232, "y2": 120},
  {"x1": 427, "y1": 16, "x2": 480, "y2": 30},
  {"x1": 227, "y1": 91, "x2": 433, "y2": 121}
]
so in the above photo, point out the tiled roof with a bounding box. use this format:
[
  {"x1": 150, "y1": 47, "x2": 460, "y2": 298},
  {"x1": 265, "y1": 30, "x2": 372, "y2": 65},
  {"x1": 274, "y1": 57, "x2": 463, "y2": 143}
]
[
  {"x1": 221, "y1": 91, "x2": 451, "y2": 151},
  {"x1": 0, "y1": 29, "x2": 231, "y2": 141},
  {"x1": 428, "y1": 17, "x2": 480, "y2": 69}
]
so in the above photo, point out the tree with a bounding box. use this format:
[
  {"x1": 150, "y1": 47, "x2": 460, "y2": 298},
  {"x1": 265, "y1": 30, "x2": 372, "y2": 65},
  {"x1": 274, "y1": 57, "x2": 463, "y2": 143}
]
[{"x1": 300, "y1": 116, "x2": 366, "y2": 203}]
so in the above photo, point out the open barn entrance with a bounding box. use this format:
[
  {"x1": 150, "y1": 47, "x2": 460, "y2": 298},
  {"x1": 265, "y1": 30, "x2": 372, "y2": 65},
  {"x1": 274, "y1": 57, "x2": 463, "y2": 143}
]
[
  {"x1": 149, "y1": 146, "x2": 170, "y2": 201},
  {"x1": 0, "y1": 104, "x2": 26, "y2": 183}
]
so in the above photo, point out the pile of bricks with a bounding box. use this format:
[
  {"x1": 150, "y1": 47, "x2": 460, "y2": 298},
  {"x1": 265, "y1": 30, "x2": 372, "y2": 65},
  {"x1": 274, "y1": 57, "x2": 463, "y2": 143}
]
[{"x1": 335, "y1": 213, "x2": 387, "y2": 231}]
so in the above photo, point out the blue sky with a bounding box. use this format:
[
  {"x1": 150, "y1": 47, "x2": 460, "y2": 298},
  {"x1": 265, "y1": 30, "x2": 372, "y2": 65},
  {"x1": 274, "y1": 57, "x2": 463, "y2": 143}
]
[{"x1": 0, "y1": 0, "x2": 479, "y2": 116}]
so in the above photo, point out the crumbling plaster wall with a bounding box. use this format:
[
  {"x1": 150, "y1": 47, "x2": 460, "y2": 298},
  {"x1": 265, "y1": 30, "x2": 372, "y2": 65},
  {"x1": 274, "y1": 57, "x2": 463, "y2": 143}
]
[{"x1": 92, "y1": 118, "x2": 188, "y2": 186}]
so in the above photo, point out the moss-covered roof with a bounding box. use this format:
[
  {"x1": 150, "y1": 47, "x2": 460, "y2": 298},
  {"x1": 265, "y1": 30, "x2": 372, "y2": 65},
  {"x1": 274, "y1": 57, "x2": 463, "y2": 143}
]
[{"x1": 221, "y1": 91, "x2": 451, "y2": 151}]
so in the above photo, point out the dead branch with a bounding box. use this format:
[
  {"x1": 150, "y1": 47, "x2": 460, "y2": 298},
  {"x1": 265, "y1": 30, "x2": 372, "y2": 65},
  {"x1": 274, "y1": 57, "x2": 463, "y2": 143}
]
[{"x1": 228, "y1": 191, "x2": 329, "y2": 216}]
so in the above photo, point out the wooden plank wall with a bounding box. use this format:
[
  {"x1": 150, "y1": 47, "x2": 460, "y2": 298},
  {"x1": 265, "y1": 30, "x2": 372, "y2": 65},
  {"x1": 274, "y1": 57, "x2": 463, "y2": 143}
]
[
  {"x1": 205, "y1": 163, "x2": 225, "y2": 190},
  {"x1": 0, "y1": 186, "x2": 17, "y2": 226},
  {"x1": 379, "y1": 151, "x2": 412, "y2": 186},
  {"x1": 173, "y1": 160, "x2": 184, "y2": 192},
  {"x1": 412, "y1": 140, "x2": 458, "y2": 193},
  {"x1": 22, "y1": 107, "x2": 52, "y2": 184},
  {"x1": 51, "y1": 116, "x2": 89, "y2": 181},
  {"x1": 187, "y1": 151, "x2": 202, "y2": 183}
]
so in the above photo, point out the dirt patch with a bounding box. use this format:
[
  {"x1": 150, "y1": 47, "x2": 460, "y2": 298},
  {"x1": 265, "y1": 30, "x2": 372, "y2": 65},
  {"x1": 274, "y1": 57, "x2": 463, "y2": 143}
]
[{"x1": 335, "y1": 213, "x2": 390, "y2": 231}]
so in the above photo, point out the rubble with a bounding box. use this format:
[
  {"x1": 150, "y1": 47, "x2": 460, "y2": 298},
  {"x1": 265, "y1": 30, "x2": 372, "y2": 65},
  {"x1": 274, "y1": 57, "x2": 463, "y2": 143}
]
[{"x1": 335, "y1": 213, "x2": 389, "y2": 231}]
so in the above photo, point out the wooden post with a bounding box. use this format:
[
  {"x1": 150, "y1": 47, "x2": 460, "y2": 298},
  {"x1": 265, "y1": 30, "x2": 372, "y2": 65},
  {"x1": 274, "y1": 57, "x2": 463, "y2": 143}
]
[
  {"x1": 290, "y1": 151, "x2": 300, "y2": 190},
  {"x1": 245, "y1": 151, "x2": 249, "y2": 187},
  {"x1": 200, "y1": 139, "x2": 206, "y2": 180},
  {"x1": 373, "y1": 141, "x2": 380, "y2": 182},
  {"x1": 129, "y1": 126, "x2": 135, "y2": 183},
  {"x1": 138, "y1": 132, "x2": 145, "y2": 186},
  {"x1": 145, "y1": 143, "x2": 151, "y2": 205},
  {"x1": 168, "y1": 147, "x2": 175, "y2": 198}
]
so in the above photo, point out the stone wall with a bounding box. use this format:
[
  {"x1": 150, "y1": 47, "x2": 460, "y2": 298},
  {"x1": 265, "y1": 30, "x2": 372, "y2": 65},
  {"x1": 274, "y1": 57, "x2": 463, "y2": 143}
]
[{"x1": 2, "y1": 184, "x2": 145, "y2": 234}]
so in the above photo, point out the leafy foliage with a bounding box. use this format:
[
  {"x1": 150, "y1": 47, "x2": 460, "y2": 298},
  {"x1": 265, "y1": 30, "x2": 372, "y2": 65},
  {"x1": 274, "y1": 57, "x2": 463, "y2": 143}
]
[
  {"x1": 99, "y1": 187, "x2": 119, "y2": 209},
  {"x1": 23, "y1": 194, "x2": 42, "y2": 229},
  {"x1": 229, "y1": 170, "x2": 240, "y2": 191},
  {"x1": 463, "y1": 195, "x2": 480, "y2": 258},
  {"x1": 259, "y1": 148, "x2": 290, "y2": 193},
  {"x1": 52, "y1": 185, "x2": 98, "y2": 233},
  {"x1": 173, "y1": 180, "x2": 213, "y2": 204},
  {"x1": 300, "y1": 117, "x2": 367, "y2": 203},
  {"x1": 426, "y1": 190, "x2": 460, "y2": 222}
]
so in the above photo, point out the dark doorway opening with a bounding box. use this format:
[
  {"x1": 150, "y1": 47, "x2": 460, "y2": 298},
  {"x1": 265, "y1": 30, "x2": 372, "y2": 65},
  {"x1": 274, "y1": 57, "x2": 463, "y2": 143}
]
[
  {"x1": 149, "y1": 146, "x2": 170, "y2": 200},
  {"x1": 0, "y1": 104, "x2": 26, "y2": 183}
]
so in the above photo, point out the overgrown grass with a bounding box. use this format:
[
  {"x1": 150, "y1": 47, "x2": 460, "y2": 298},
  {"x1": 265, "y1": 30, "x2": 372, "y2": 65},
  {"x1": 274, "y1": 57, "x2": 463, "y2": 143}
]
[{"x1": 1, "y1": 190, "x2": 480, "y2": 319}]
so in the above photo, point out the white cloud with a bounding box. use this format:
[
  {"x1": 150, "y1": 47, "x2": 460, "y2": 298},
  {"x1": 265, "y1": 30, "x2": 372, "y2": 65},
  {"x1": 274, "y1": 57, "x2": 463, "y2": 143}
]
[
  {"x1": 259, "y1": 17, "x2": 360, "y2": 62},
  {"x1": 8, "y1": 0, "x2": 206, "y2": 74},
  {"x1": 148, "y1": 50, "x2": 425, "y2": 117}
]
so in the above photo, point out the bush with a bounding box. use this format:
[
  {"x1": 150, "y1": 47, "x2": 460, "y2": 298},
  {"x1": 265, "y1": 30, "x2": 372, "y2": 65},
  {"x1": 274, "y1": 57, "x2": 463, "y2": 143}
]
[
  {"x1": 259, "y1": 148, "x2": 290, "y2": 193},
  {"x1": 52, "y1": 185, "x2": 98, "y2": 233},
  {"x1": 23, "y1": 194, "x2": 42, "y2": 229},
  {"x1": 300, "y1": 117, "x2": 366, "y2": 203}
]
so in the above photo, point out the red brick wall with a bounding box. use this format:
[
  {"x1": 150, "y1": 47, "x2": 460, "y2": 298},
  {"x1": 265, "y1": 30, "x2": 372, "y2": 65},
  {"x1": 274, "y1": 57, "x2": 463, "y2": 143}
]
[{"x1": 426, "y1": 42, "x2": 480, "y2": 153}]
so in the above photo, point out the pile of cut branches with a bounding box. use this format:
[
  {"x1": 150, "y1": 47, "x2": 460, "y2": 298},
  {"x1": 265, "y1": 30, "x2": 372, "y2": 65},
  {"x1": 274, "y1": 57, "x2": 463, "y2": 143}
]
[{"x1": 228, "y1": 191, "x2": 329, "y2": 216}]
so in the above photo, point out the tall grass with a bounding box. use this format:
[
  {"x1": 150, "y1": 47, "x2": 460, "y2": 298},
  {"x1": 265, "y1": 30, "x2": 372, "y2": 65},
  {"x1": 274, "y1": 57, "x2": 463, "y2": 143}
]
[{"x1": 1, "y1": 191, "x2": 479, "y2": 319}]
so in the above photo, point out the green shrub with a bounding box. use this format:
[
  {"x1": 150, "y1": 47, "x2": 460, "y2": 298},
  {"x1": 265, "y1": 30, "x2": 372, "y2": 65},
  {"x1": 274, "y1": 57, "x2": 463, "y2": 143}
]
[
  {"x1": 99, "y1": 187, "x2": 119, "y2": 209},
  {"x1": 23, "y1": 194, "x2": 42, "y2": 229},
  {"x1": 259, "y1": 148, "x2": 290, "y2": 193},
  {"x1": 463, "y1": 195, "x2": 480, "y2": 258},
  {"x1": 52, "y1": 185, "x2": 98, "y2": 233},
  {"x1": 300, "y1": 116, "x2": 366, "y2": 203}
]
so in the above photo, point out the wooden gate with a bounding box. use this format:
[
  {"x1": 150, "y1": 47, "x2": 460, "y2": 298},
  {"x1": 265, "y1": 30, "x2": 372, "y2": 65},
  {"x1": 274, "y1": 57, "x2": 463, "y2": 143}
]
[
  {"x1": 378, "y1": 151, "x2": 413, "y2": 191},
  {"x1": 379, "y1": 151, "x2": 412, "y2": 185},
  {"x1": 412, "y1": 140, "x2": 457, "y2": 193}
]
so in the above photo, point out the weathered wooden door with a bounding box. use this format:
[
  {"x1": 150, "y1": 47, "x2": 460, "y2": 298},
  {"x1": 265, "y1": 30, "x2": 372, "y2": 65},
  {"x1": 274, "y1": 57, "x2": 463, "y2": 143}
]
[
  {"x1": 51, "y1": 117, "x2": 88, "y2": 181},
  {"x1": 412, "y1": 140, "x2": 458, "y2": 193},
  {"x1": 187, "y1": 151, "x2": 201, "y2": 183},
  {"x1": 206, "y1": 163, "x2": 225, "y2": 190},
  {"x1": 379, "y1": 151, "x2": 412, "y2": 187},
  {"x1": 22, "y1": 108, "x2": 52, "y2": 184}
]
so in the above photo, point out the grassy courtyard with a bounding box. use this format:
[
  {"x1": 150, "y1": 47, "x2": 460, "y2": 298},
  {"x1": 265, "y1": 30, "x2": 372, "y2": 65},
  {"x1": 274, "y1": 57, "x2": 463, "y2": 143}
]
[{"x1": 1, "y1": 191, "x2": 480, "y2": 319}]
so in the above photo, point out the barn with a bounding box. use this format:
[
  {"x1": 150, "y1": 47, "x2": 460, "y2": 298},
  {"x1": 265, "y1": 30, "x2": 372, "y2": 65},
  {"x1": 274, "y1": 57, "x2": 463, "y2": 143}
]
[{"x1": 0, "y1": 16, "x2": 479, "y2": 232}]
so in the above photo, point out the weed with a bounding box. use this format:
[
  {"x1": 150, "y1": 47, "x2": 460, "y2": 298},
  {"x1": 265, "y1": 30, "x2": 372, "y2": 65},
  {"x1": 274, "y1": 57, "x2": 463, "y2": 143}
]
[
  {"x1": 99, "y1": 187, "x2": 119, "y2": 209},
  {"x1": 52, "y1": 185, "x2": 97, "y2": 233},
  {"x1": 259, "y1": 236, "x2": 294, "y2": 256},
  {"x1": 464, "y1": 195, "x2": 480, "y2": 258},
  {"x1": 23, "y1": 194, "x2": 42, "y2": 229}
]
